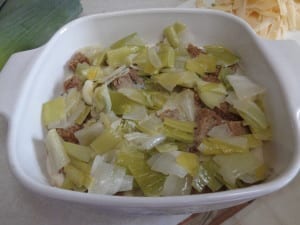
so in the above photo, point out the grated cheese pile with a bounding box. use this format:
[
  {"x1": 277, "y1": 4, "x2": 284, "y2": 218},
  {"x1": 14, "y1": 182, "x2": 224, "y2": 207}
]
[{"x1": 196, "y1": 0, "x2": 300, "y2": 39}]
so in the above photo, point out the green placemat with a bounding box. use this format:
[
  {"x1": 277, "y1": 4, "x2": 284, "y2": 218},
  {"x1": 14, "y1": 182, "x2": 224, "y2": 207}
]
[{"x1": 0, "y1": 0, "x2": 82, "y2": 70}]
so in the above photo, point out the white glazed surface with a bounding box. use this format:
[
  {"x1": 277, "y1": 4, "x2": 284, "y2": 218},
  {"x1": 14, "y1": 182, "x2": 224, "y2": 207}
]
[{"x1": 2, "y1": 9, "x2": 300, "y2": 214}]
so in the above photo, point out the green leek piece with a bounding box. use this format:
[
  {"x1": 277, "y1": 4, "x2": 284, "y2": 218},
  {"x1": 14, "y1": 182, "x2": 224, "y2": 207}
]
[
  {"x1": 91, "y1": 51, "x2": 106, "y2": 66},
  {"x1": 116, "y1": 149, "x2": 145, "y2": 169},
  {"x1": 75, "y1": 63, "x2": 90, "y2": 80},
  {"x1": 42, "y1": 96, "x2": 66, "y2": 128},
  {"x1": 45, "y1": 129, "x2": 70, "y2": 172},
  {"x1": 70, "y1": 157, "x2": 91, "y2": 174},
  {"x1": 218, "y1": 66, "x2": 235, "y2": 90},
  {"x1": 147, "y1": 47, "x2": 162, "y2": 69},
  {"x1": 133, "y1": 47, "x2": 160, "y2": 75},
  {"x1": 106, "y1": 46, "x2": 138, "y2": 68},
  {"x1": 109, "y1": 90, "x2": 139, "y2": 115},
  {"x1": 176, "y1": 152, "x2": 199, "y2": 176},
  {"x1": 117, "y1": 150, "x2": 166, "y2": 196},
  {"x1": 94, "y1": 84, "x2": 112, "y2": 113},
  {"x1": 243, "y1": 134, "x2": 263, "y2": 148},
  {"x1": 63, "y1": 141, "x2": 93, "y2": 163},
  {"x1": 192, "y1": 160, "x2": 223, "y2": 192},
  {"x1": 0, "y1": 0, "x2": 82, "y2": 70},
  {"x1": 154, "y1": 71, "x2": 200, "y2": 92},
  {"x1": 250, "y1": 126, "x2": 272, "y2": 141},
  {"x1": 144, "y1": 90, "x2": 169, "y2": 109},
  {"x1": 213, "y1": 152, "x2": 267, "y2": 186},
  {"x1": 90, "y1": 129, "x2": 121, "y2": 154},
  {"x1": 163, "y1": 126, "x2": 194, "y2": 143},
  {"x1": 185, "y1": 54, "x2": 216, "y2": 76},
  {"x1": 110, "y1": 32, "x2": 144, "y2": 49},
  {"x1": 155, "y1": 143, "x2": 178, "y2": 152},
  {"x1": 163, "y1": 118, "x2": 195, "y2": 143},
  {"x1": 234, "y1": 100, "x2": 269, "y2": 130},
  {"x1": 75, "y1": 106, "x2": 91, "y2": 125},
  {"x1": 198, "y1": 137, "x2": 249, "y2": 155},
  {"x1": 199, "y1": 91, "x2": 225, "y2": 109},
  {"x1": 64, "y1": 164, "x2": 85, "y2": 188},
  {"x1": 158, "y1": 43, "x2": 175, "y2": 68},
  {"x1": 204, "y1": 45, "x2": 239, "y2": 66},
  {"x1": 61, "y1": 177, "x2": 74, "y2": 190},
  {"x1": 197, "y1": 82, "x2": 227, "y2": 109},
  {"x1": 136, "y1": 115, "x2": 163, "y2": 135},
  {"x1": 163, "y1": 118, "x2": 195, "y2": 134},
  {"x1": 173, "y1": 22, "x2": 186, "y2": 33},
  {"x1": 118, "y1": 88, "x2": 150, "y2": 107},
  {"x1": 163, "y1": 25, "x2": 180, "y2": 48}
]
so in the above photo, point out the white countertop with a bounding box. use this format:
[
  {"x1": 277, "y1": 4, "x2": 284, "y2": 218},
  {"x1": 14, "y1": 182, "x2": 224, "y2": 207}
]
[{"x1": 0, "y1": 1, "x2": 299, "y2": 225}]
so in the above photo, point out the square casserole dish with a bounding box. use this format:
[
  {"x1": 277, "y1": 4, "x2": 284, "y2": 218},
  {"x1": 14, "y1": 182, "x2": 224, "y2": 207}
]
[{"x1": 4, "y1": 8, "x2": 300, "y2": 214}]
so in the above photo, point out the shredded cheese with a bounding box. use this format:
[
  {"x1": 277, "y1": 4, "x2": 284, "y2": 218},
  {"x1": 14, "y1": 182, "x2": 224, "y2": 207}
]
[{"x1": 196, "y1": 0, "x2": 300, "y2": 39}]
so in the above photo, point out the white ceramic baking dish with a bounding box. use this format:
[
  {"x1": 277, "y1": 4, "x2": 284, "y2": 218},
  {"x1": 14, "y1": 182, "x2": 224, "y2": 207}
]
[{"x1": 1, "y1": 8, "x2": 300, "y2": 214}]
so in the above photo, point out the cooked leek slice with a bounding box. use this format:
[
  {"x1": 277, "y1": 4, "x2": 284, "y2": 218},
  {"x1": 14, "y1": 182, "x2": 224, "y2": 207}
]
[
  {"x1": 233, "y1": 100, "x2": 268, "y2": 129},
  {"x1": 94, "y1": 84, "x2": 112, "y2": 113},
  {"x1": 42, "y1": 96, "x2": 66, "y2": 129},
  {"x1": 136, "y1": 114, "x2": 163, "y2": 135},
  {"x1": 117, "y1": 150, "x2": 166, "y2": 196},
  {"x1": 204, "y1": 45, "x2": 240, "y2": 66},
  {"x1": 124, "y1": 132, "x2": 165, "y2": 150},
  {"x1": 70, "y1": 157, "x2": 91, "y2": 174},
  {"x1": 161, "y1": 175, "x2": 192, "y2": 196},
  {"x1": 192, "y1": 160, "x2": 223, "y2": 192},
  {"x1": 163, "y1": 126, "x2": 194, "y2": 143},
  {"x1": 110, "y1": 32, "x2": 144, "y2": 49},
  {"x1": 147, "y1": 46, "x2": 162, "y2": 69},
  {"x1": 106, "y1": 46, "x2": 138, "y2": 68},
  {"x1": 122, "y1": 105, "x2": 148, "y2": 121},
  {"x1": 90, "y1": 129, "x2": 121, "y2": 154},
  {"x1": 213, "y1": 152, "x2": 267, "y2": 186},
  {"x1": 158, "y1": 43, "x2": 175, "y2": 68},
  {"x1": 147, "y1": 152, "x2": 188, "y2": 178},
  {"x1": 74, "y1": 122, "x2": 104, "y2": 145},
  {"x1": 75, "y1": 105, "x2": 91, "y2": 125},
  {"x1": 89, "y1": 156, "x2": 130, "y2": 195},
  {"x1": 154, "y1": 71, "x2": 200, "y2": 91},
  {"x1": 185, "y1": 54, "x2": 216, "y2": 76},
  {"x1": 64, "y1": 164, "x2": 86, "y2": 188},
  {"x1": 109, "y1": 90, "x2": 139, "y2": 115},
  {"x1": 45, "y1": 129, "x2": 70, "y2": 173},
  {"x1": 46, "y1": 156, "x2": 64, "y2": 187},
  {"x1": 227, "y1": 74, "x2": 265, "y2": 100},
  {"x1": 63, "y1": 141, "x2": 93, "y2": 162},
  {"x1": 155, "y1": 143, "x2": 178, "y2": 152},
  {"x1": 198, "y1": 82, "x2": 227, "y2": 109},
  {"x1": 163, "y1": 25, "x2": 180, "y2": 48},
  {"x1": 176, "y1": 152, "x2": 199, "y2": 176},
  {"x1": 198, "y1": 136, "x2": 249, "y2": 155},
  {"x1": 164, "y1": 118, "x2": 195, "y2": 133}
]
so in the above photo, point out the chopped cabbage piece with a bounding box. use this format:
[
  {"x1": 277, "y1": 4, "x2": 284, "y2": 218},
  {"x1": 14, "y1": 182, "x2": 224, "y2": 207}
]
[
  {"x1": 45, "y1": 129, "x2": 70, "y2": 173},
  {"x1": 227, "y1": 74, "x2": 265, "y2": 100},
  {"x1": 42, "y1": 96, "x2": 66, "y2": 129},
  {"x1": 90, "y1": 129, "x2": 121, "y2": 154},
  {"x1": 147, "y1": 152, "x2": 188, "y2": 178},
  {"x1": 198, "y1": 136, "x2": 249, "y2": 155},
  {"x1": 124, "y1": 132, "x2": 165, "y2": 150},
  {"x1": 213, "y1": 152, "x2": 267, "y2": 186},
  {"x1": 161, "y1": 175, "x2": 192, "y2": 196}
]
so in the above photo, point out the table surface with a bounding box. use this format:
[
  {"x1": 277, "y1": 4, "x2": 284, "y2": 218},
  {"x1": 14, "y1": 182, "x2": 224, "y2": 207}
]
[{"x1": 0, "y1": 1, "x2": 299, "y2": 225}]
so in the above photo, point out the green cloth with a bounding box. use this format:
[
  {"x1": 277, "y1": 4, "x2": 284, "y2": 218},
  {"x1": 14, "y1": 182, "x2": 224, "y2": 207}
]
[{"x1": 0, "y1": 0, "x2": 82, "y2": 70}]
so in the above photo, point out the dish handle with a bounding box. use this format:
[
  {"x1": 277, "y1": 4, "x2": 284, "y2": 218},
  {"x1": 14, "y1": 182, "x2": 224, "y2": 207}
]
[
  {"x1": 260, "y1": 39, "x2": 300, "y2": 122},
  {"x1": 0, "y1": 47, "x2": 42, "y2": 117}
]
